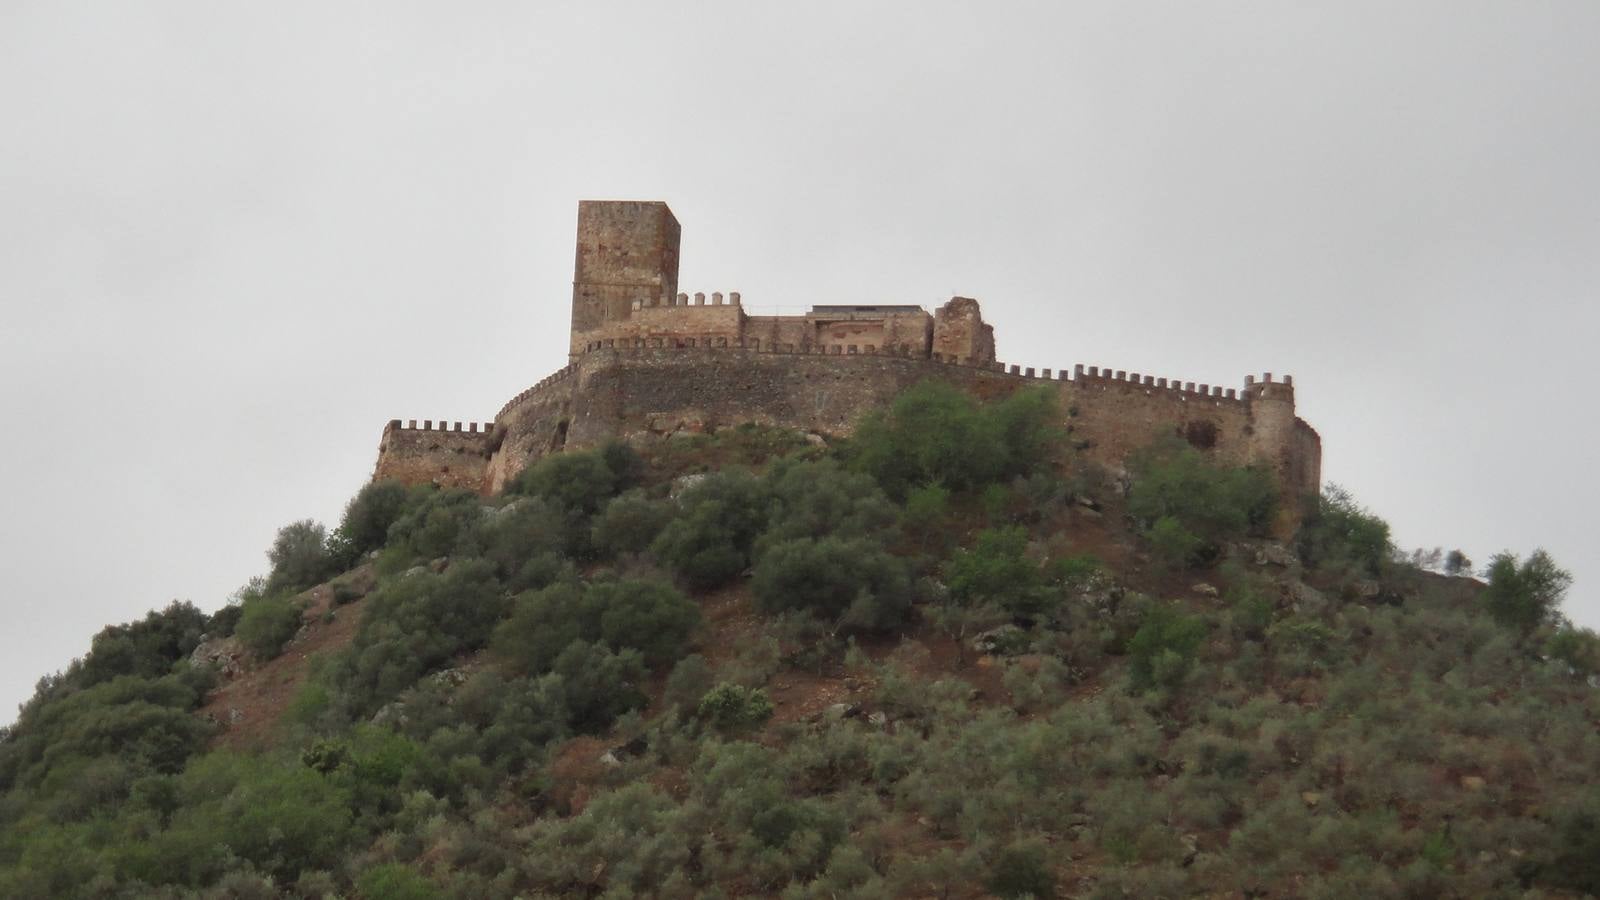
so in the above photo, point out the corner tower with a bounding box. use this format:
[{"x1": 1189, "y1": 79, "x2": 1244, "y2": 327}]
[{"x1": 570, "y1": 200, "x2": 681, "y2": 355}]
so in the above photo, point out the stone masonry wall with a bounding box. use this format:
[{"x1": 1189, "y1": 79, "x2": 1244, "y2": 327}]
[
  {"x1": 373, "y1": 421, "x2": 496, "y2": 492},
  {"x1": 372, "y1": 345, "x2": 1322, "y2": 536}
]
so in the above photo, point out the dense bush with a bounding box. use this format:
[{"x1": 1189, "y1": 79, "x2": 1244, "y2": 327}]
[
  {"x1": 987, "y1": 838, "x2": 1057, "y2": 899},
  {"x1": 847, "y1": 381, "x2": 1061, "y2": 498},
  {"x1": 757, "y1": 457, "x2": 901, "y2": 550},
  {"x1": 697, "y1": 682, "x2": 775, "y2": 732},
  {"x1": 752, "y1": 536, "x2": 912, "y2": 632},
  {"x1": 1483, "y1": 549, "x2": 1571, "y2": 633},
  {"x1": 327, "y1": 480, "x2": 413, "y2": 569},
  {"x1": 383, "y1": 487, "x2": 487, "y2": 562},
  {"x1": 493, "y1": 577, "x2": 698, "y2": 673},
  {"x1": 335, "y1": 559, "x2": 507, "y2": 714},
  {"x1": 1537, "y1": 791, "x2": 1600, "y2": 894},
  {"x1": 510, "y1": 443, "x2": 640, "y2": 515},
  {"x1": 1126, "y1": 604, "x2": 1208, "y2": 692},
  {"x1": 945, "y1": 526, "x2": 1050, "y2": 618},
  {"x1": 591, "y1": 490, "x2": 675, "y2": 557},
  {"x1": 265, "y1": 519, "x2": 335, "y2": 595},
  {"x1": 1127, "y1": 438, "x2": 1276, "y2": 566},
  {"x1": 589, "y1": 578, "x2": 701, "y2": 665},
  {"x1": 1296, "y1": 485, "x2": 1393, "y2": 576},
  {"x1": 233, "y1": 594, "x2": 302, "y2": 660},
  {"x1": 651, "y1": 470, "x2": 771, "y2": 589},
  {"x1": 76, "y1": 600, "x2": 209, "y2": 687}
]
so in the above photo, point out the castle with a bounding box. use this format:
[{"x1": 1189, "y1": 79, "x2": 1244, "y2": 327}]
[{"x1": 373, "y1": 201, "x2": 1322, "y2": 529}]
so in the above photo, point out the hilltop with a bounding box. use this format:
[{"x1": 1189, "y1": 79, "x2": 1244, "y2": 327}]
[{"x1": 2, "y1": 382, "x2": 1598, "y2": 899}]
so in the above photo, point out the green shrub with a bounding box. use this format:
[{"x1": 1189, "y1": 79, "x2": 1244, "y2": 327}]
[
  {"x1": 1127, "y1": 437, "x2": 1276, "y2": 561},
  {"x1": 357, "y1": 863, "x2": 436, "y2": 900},
  {"x1": 752, "y1": 536, "x2": 912, "y2": 632},
  {"x1": 492, "y1": 582, "x2": 587, "y2": 676},
  {"x1": 904, "y1": 482, "x2": 951, "y2": 549},
  {"x1": 337, "y1": 560, "x2": 507, "y2": 714},
  {"x1": 651, "y1": 470, "x2": 771, "y2": 589},
  {"x1": 77, "y1": 600, "x2": 210, "y2": 687},
  {"x1": 155, "y1": 751, "x2": 356, "y2": 885},
  {"x1": 326, "y1": 480, "x2": 413, "y2": 569},
  {"x1": 264, "y1": 519, "x2": 334, "y2": 595},
  {"x1": 480, "y1": 496, "x2": 567, "y2": 577},
  {"x1": 1483, "y1": 549, "x2": 1571, "y2": 633},
  {"x1": 987, "y1": 838, "x2": 1056, "y2": 898},
  {"x1": 697, "y1": 682, "x2": 775, "y2": 732},
  {"x1": 549, "y1": 642, "x2": 648, "y2": 733},
  {"x1": 510, "y1": 447, "x2": 622, "y2": 514},
  {"x1": 1537, "y1": 790, "x2": 1600, "y2": 894},
  {"x1": 757, "y1": 457, "x2": 901, "y2": 550},
  {"x1": 383, "y1": 487, "x2": 486, "y2": 562},
  {"x1": 664, "y1": 654, "x2": 714, "y2": 709},
  {"x1": 1126, "y1": 604, "x2": 1207, "y2": 692},
  {"x1": 1296, "y1": 485, "x2": 1392, "y2": 576},
  {"x1": 846, "y1": 381, "x2": 1061, "y2": 498},
  {"x1": 1147, "y1": 515, "x2": 1205, "y2": 569},
  {"x1": 1546, "y1": 626, "x2": 1600, "y2": 678},
  {"x1": 588, "y1": 578, "x2": 701, "y2": 665},
  {"x1": 494, "y1": 577, "x2": 697, "y2": 673},
  {"x1": 234, "y1": 595, "x2": 302, "y2": 660},
  {"x1": 592, "y1": 491, "x2": 675, "y2": 557},
  {"x1": 946, "y1": 526, "x2": 1050, "y2": 617}
]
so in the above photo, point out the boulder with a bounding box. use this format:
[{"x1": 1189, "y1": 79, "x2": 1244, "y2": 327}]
[
  {"x1": 670, "y1": 473, "x2": 709, "y2": 497},
  {"x1": 971, "y1": 624, "x2": 1026, "y2": 655},
  {"x1": 1255, "y1": 542, "x2": 1299, "y2": 568},
  {"x1": 1191, "y1": 583, "x2": 1220, "y2": 598},
  {"x1": 190, "y1": 635, "x2": 245, "y2": 679}
]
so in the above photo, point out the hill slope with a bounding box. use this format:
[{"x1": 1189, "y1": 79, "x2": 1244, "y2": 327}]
[{"x1": 3, "y1": 383, "x2": 1598, "y2": 899}]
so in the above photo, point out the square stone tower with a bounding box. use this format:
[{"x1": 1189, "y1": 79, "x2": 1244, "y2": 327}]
[{"x1": 570, "y1": 200, "x2": 681, "y2": 354}]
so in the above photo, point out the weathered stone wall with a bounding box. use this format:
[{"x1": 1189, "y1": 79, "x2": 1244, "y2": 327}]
[
  {"x1": 576, "y1": 298, "x2": 745, "y2": 352},
  {"x1": 377, "y1": 198, "x2": 1322, "y2": 531},
  {"x1": 374, "y1": 346, "x2": 1323, "y2": 537},
  {"x1": 932, "y1": 297, "x2": 996, "y2": 363},
  {"x1": 482, "y1": 364, "x2": 580, "y2": 494},
  {"x1": 372, "y1": 421, "x2": 496, "y2": 492},
  {"x1": 570, "y1": 201, "x2": 681, "y2": 353}
]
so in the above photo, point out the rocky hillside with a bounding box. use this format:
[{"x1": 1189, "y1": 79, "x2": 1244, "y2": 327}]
[{"x1": 2, "y1": 381, "x2": 1597, "y2": 899}]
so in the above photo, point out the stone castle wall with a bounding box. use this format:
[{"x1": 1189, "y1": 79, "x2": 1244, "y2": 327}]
[
  {"x1": 370, "y1": 199, "x2": 1322, "y2": 527},
  {"x1": 372, "y1": 343, "x2": 1321, "y2": 527}
]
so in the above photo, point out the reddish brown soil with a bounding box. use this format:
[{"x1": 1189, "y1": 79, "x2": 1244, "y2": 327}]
[{"x1": 199, "y1": 566, "x2": 375, "y2": 750}]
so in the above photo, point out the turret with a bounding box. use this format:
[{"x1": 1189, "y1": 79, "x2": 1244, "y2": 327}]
[{"x1": 570, "y1": 201, "x2": 681, "y2": 355}]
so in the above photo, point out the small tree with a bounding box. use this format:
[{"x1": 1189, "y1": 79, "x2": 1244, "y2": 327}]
[
  {"x1": 751, "y1": 536, "x2": 912, "y2": 632},
  {"x1": 1127, "y1": 437, "x2": 1276, "y2": 566},
  {"x1": 1483, "y1": 549, "x2": 1572, "y2": 633},
  {"x1": 697, "y1": 683, "x2": 775, "y2": 733},
  {"x1": 945, "y1": 526, "x2": 1050, "y2": 618},
  {"x1": 1295, "y1": 485, "x2": 1392, "y2": 576},
  {"x1": 265, "y1": 520, "x2": 333, "y2": 595},
  {"x1": 1126, "y1": 604, "x2": 1207, "y2": 693},
  {"x1": 234, "y1": 595, "x2": 302, "y2": 660},
  {"x1": 651, "y1": 470, "x2": 771, "y2": 589},
  {"x1": 327, "y1": 481, "x2": 413, "y2": 569}
]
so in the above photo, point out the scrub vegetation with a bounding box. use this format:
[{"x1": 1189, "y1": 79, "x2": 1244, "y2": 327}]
[{"x1": 2, "y1": 381, "x2": 1595, "y2": 899}]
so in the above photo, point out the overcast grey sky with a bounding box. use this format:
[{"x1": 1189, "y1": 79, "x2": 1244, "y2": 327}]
[{"x1": 3, "y1": 2, "x2": 1597, "y2": 720}]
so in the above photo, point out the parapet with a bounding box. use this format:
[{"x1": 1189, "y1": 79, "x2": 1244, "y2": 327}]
[{"x1": 385, "y1": 419, "x2": 496, "y2": 435}]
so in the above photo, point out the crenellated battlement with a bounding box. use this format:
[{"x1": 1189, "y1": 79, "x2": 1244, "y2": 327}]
[
  {"x1": 493, "y1": 363, "x2": 579, "y2": 424},
  {"x1": 371, "y1": 199, "x2": 1322, "y2": 533},
  {"x1": 385, "y1": 419, "x2": 497, "y2": 435},
  {"x1": 562, "y1": 338, "x2": 1287, "y2": 411}
]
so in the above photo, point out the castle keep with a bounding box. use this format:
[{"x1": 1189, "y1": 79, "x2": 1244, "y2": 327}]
[{"x1": 373, "y1": 201, "x2": 1321, "y2": 522}]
